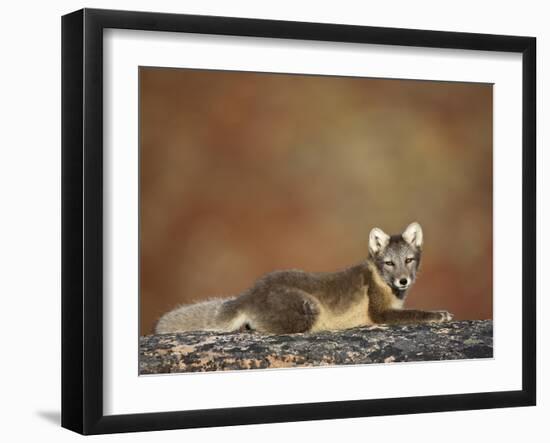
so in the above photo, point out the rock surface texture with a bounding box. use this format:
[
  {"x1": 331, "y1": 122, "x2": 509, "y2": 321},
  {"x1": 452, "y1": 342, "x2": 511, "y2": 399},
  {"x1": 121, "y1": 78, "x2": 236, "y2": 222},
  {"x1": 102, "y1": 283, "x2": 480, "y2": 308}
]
[{"x1": 139, "y1": 320, "x2": 493, "y2": 374}]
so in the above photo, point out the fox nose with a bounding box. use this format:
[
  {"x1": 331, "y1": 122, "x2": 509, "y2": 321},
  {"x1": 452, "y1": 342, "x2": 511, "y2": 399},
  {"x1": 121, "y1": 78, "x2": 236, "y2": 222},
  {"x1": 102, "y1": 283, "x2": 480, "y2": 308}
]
[{"x1": 399, "y1": 278, "x2": 408, "y2": 286}]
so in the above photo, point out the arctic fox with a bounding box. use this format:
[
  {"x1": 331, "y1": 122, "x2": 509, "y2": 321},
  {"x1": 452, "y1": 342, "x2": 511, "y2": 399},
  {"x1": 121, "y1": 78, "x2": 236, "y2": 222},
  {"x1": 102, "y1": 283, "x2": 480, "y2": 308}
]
[{"x1": 155, "y1": 222, "x2": 453, "y2": 334}]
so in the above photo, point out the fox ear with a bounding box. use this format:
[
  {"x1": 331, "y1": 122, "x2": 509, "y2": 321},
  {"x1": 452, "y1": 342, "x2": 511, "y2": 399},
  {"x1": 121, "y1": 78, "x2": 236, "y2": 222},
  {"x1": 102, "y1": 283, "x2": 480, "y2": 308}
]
[
  {"x1": 402, "y1": 222, "x2": 423, "y2": 248},
  {"x1": 369, "y1": 227, "x2": 390, "y2": 255}
]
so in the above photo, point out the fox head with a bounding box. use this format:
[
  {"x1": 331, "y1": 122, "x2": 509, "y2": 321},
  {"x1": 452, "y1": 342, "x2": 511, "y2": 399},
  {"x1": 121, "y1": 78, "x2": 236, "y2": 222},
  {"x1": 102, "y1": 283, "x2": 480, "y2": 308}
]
[{"x1": 368, "y1": 222, "x2": 423, "y2": 297}]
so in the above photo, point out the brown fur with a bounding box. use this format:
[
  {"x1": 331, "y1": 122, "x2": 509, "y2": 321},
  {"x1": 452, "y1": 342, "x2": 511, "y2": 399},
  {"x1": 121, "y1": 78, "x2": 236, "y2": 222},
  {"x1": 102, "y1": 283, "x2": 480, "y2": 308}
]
[
  {"x1": 155, "y1": 223, "x2": 453, "y2": 334},
  {"x1": 155, "y1": 259, "x2": 452, "y2": 334}
]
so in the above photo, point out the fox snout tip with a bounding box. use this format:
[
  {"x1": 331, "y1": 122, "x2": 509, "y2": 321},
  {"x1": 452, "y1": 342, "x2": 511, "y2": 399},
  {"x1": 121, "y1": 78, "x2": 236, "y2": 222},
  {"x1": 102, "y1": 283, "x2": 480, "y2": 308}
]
[{"x1": 395, "y1": 277, "x2": 410, "y2": 290}]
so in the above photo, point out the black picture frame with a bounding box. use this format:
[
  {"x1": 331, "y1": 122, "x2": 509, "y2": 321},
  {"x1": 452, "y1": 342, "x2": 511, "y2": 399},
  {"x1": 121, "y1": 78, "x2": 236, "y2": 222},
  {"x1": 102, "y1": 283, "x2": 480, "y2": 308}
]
[{"x1": 61, "y1": 8, "x2": 536, "y2": 435}]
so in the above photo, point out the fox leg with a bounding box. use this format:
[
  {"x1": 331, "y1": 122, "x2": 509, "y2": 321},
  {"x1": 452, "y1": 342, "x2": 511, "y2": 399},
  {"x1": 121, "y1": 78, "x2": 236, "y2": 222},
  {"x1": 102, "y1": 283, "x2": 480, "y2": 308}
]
[
  {"x1": 246, "y1": 287, "x2": 320, "y2": 334},
  {"x1": 373, "y1": 309, "x2": 453, "y2": 325}
]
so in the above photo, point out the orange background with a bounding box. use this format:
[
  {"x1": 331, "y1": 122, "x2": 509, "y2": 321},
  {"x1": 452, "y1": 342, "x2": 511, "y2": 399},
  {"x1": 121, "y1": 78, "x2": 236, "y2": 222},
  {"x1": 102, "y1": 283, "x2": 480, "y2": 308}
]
[{"x1": 139, "y1": 68, "x2": 493, "y2": 335}]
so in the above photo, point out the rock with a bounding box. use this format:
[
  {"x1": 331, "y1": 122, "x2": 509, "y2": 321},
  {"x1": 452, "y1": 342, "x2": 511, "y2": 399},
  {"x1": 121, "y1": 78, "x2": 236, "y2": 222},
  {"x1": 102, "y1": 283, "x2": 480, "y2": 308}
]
[{"x1": 139, "y1": 320, "x2": 493, "y2": 374}]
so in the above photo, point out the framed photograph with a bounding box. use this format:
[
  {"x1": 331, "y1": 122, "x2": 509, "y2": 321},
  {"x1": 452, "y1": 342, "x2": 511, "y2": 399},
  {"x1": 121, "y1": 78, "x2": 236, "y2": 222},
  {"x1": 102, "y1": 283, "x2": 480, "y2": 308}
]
[{"x1": 62, "y1": 8, "x2": 536, "y2": 435}]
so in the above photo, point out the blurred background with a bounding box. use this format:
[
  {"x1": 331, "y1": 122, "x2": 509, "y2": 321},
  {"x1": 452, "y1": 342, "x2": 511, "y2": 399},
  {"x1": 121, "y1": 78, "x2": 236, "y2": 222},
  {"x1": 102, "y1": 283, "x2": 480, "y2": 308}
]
[{"x1": 139, "y1": 67, "x2": 492, "y2": 335}]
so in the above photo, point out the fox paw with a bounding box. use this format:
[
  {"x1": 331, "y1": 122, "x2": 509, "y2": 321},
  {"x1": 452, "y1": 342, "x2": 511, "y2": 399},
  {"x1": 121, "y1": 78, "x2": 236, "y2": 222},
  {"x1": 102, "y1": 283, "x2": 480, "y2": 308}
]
[{"x1": 433, "y1": 310, "x2": 453, "y2": 322}]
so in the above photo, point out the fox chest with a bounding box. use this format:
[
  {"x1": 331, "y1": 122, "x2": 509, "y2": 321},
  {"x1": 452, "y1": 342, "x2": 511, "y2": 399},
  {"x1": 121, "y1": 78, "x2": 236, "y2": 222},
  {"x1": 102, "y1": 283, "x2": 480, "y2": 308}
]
[{"x1": 309, "y1": 290, "x2": 373, "y2": 332}]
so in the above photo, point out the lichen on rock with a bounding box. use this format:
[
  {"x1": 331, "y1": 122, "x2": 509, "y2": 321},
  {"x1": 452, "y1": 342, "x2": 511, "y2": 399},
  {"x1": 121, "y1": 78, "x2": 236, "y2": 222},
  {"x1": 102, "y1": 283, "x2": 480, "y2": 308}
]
[{"x1": 139, "y1": 320, "x2": 493, "y2": 374}]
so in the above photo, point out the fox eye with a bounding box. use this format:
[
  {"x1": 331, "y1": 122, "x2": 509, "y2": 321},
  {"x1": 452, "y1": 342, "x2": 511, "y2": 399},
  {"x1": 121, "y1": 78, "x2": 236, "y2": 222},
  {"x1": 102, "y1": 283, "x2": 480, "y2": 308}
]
[
  {"x1": 405, "y1": 258, "x2": 414, "y2": 264},
  {"x1": 384, "y1": 261, "x2": 395, "y2": 266}
]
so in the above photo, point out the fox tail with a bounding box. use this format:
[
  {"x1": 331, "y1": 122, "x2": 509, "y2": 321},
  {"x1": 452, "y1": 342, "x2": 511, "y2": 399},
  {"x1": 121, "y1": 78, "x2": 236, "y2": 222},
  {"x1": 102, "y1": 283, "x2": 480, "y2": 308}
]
[{"x1": 154, "y1": 297, "x2": 244, "y2": 334}]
